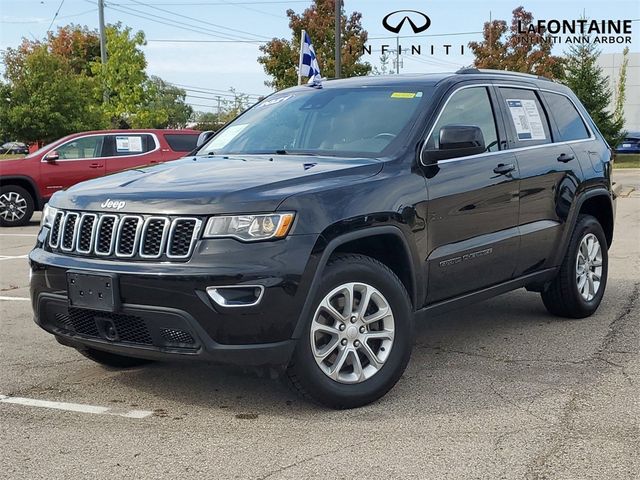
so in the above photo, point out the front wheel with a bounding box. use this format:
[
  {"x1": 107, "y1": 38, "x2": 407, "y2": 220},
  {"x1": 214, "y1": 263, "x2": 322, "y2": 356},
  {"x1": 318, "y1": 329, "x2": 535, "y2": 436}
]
[
  {"x1": 541, "y1": 214, "x2": 608, "y2": 318},
  {"x1": 286, "y1": 254, "x2": 414, "y2": 409},
  {"x1": 0, "y1": 185, "x2": 34, "y2": 227}
]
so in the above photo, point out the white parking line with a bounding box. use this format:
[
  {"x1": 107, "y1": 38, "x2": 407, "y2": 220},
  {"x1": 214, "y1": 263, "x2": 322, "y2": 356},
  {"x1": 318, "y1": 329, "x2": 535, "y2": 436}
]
[
  {"x1": 0, "y1": 255, "x2": 28, "y2": 260},
  {"x1": 0, "y1": 394, "x2": 153, "y2": 419},
  {"x1": 0, "y1": 296, "x2": 30, "y2": 301}
]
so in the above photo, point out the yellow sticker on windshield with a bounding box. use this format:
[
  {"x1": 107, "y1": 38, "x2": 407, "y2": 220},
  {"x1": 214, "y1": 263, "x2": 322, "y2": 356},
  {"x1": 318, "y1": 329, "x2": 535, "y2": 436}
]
[{"x1": 391, "y1": 92, "x2": 417, "y2": 99}]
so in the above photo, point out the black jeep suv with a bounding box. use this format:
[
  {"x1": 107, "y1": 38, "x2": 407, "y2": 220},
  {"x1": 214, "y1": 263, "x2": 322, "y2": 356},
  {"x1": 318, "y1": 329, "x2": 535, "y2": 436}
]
[{"x1": 30, "y1": 70, "x2": 615, "y2": 408}]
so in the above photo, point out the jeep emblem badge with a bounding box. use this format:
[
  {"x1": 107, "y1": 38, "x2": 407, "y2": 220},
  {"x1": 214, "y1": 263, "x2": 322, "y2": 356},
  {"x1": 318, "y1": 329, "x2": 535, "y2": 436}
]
[{"x1": 101, "y1": 199, "x2": 126, "y2": 210}]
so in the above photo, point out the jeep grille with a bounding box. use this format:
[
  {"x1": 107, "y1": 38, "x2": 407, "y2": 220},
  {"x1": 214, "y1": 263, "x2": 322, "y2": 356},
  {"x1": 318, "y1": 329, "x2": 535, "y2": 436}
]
[{"x1": 48, "y1": 210, "x2": 201, "y2": 261}]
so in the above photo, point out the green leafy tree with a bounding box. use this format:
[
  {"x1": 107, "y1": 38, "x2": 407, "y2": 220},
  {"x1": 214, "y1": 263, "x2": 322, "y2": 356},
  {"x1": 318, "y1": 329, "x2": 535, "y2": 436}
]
[
  {"x1": 192, "y1": 111, "x2": 223, "y2": 132},
  {"x1": 469, "y1": 6, "x2": 564, "y2": 80},
  {"x1": 218, "y1": 88, "x2": 252, "y2": 123},
  {"x1": 91, "y1": 24, "x2": 166, "y2": 128},
  {"x1": 258, "y1": 0, "x2": 371, "y2": 90},
  {"x1": 0, "y1": 45, "x2": 104, "y2": 144},
  {"x1": 145, "y1": 76, "x2": 193, "y2": 128},
  {"x1": 613, "y1": 47, "x2": 629, "y2": 131},
  {"x1": 563, "y1": 42, "x2": 625, "y2": 147}
]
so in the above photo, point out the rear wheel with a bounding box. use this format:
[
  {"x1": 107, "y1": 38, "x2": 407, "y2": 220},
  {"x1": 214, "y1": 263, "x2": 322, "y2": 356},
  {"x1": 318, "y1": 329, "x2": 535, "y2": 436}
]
[
  {"x1": 0, "y1": 185, "x2": 34, "y2": 227},
  {"x1": 286, "y1": 254, "x2": 413, "y2": 409},
  {"x1": 76, "y1": 348, "x2": 154, "y2": 369},
  {"x1": 541, "y1": 214, "x2": 608, "y2": 318}
]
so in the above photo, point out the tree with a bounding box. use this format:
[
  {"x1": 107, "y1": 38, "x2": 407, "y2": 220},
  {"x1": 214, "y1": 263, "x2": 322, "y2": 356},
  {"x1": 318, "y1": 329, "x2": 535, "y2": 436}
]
[
  {"x1": 192, "y1": 111, "x2": 222, "y2": 132},
  {"x1": 563, "y1": 42, "x2": 625, "y2": 148},
  {"x1": 258, "y1": 0, "x2": 371, "y2": 90},
  {"x1": 372, "y1": 53, "x2": 392, "y2": 76},
  {"x1": 0, "y1": 46, "x2": 104, "y2": 143},
  {"x1": 145, "y1": 76, "x2": 193, "y2": 128},
  {"x1": 91, "y1": 24, "x2": 166, "y2": 128},
  {"x1": 613, "y1": 47, "x2": 629, "y2": 131},
  {"x1": 48, "y1": 25, "x2": 101, "y2": 75},
  {"x1": 3, "y1": 25, "x2": 100, "y2": 79},
  {"x1": 469, "y1": 6, "x2": 564, "y2": 80}
]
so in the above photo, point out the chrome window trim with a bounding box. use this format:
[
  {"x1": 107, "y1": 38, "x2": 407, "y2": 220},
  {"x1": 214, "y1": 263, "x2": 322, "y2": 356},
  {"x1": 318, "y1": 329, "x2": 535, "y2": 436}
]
[
  {"x1": 48, "y1": 211, "x2": 65, "y2": 249},
  {"x1": 94, "y1": 214, "x2": 120, "y2": 256},
  {"x1": 76, "y1": 213, "x2": 98, "y2": 254},
  {"x1": 166, "y1": 218, "x2": 202, "y2": 259},
  {"x1": 206, "y1": 285, "x2": 265, "y2": 308},
  {"x1": 115, "y1": 216, "x2": 144, "y2": 258},
  {"x1": 40, "y1": 133, "x2": 160, "y2": 163},
  {"x1": 419, "y1": 83, "x2": 596, "y2": 167},
  {"x1": 139, "y1": 217, "x2": 171, "y2": 259},
  {"x1": 59, "y1": 212, "x2": 80, "y2": 252}
]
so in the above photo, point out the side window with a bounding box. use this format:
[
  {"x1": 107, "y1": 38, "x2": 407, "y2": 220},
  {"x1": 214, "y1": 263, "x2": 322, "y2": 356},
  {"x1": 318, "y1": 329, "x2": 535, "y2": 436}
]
[
  {"x1": 541, "y1": 92, "x2": 590, "y2": 142},
  {"x1": 55, "y1": 136, "x2": 105, "y2": 160},
  {"x1": 103, "y1": 134, "x2": 156, "y2": 157},
  {"x1": 164, "y1": 134, "x2": 199, "y2": 152},
  {"x1": 428, "y1": 87, "x2": 500, "y2": 153},
  {"x1": 499, "y1": 87, "x2": 551, "y2": 147}
]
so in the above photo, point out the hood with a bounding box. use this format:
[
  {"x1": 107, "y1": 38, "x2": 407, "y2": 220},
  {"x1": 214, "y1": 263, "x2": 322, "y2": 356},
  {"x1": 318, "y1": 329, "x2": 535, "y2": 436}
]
[{"x1": 51, "y1": 154, "x2": 383, "y2": 214}]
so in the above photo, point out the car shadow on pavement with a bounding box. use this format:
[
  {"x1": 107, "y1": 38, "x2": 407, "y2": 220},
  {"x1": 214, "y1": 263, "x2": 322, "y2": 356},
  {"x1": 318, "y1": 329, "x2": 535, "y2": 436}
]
[{"x1": 104, "y1": 285, "x2": 617, "y2": 419}]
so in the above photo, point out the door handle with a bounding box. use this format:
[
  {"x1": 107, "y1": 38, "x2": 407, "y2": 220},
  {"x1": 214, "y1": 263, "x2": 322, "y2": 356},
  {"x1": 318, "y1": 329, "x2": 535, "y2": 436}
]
[
  {"x1": 493, "y1": 163, "x2": 515, "y2": 175},
  {"x1": 557, "y1": 153, "x2": 575, "y2": 163},
  {"x1": 89, "y1": 163, "x2": 103, "y2": 169}
]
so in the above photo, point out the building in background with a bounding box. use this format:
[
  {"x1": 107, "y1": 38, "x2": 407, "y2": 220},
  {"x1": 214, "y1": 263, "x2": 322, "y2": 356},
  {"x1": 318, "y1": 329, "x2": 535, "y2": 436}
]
[{"x1": 596, "y1": 52, "x2": 640, "y2": 132}]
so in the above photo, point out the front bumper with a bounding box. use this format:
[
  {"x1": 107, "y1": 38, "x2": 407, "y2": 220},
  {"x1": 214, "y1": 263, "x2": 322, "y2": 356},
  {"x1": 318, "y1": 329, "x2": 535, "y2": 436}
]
[{"x1": 29, "y1": 234, "x2": 319, "y2": 366}]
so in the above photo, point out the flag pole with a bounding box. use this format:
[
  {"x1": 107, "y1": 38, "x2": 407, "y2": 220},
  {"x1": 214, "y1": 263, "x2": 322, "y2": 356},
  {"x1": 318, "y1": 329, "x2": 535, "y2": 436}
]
[{"x1": 298, "y1": 29, "x2": 306, "y2": 86}]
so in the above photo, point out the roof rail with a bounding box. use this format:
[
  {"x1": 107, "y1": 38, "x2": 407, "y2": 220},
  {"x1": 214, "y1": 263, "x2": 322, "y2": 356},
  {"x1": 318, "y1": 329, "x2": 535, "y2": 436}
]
[{"x1": 455, "y1": 67, "x2": 554, "y2": 82}]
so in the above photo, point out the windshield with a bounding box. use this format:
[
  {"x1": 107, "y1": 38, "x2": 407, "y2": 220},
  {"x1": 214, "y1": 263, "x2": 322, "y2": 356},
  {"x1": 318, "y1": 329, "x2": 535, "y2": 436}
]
[{"x1": 200, "y1": 86, "x2": 430, "y2": 158}]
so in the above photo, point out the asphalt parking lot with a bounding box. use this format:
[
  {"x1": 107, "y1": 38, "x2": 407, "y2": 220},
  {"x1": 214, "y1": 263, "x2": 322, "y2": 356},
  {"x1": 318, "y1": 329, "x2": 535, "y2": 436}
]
[{"x1": 0, "y1": 170, "x2": 638, "y2": 480}]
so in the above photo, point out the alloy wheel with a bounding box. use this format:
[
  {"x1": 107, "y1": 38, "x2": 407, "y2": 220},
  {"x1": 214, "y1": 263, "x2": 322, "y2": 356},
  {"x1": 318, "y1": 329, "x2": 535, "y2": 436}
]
[
  {"x1": 576, "y1": 233, "x2": 603, "y2": 302},
  {"x1": 0, "y1": 191, "x2": 28, "y2": 222},
  {"x1": 310, "y1": 282, "x2": 395, "y2": 384}
]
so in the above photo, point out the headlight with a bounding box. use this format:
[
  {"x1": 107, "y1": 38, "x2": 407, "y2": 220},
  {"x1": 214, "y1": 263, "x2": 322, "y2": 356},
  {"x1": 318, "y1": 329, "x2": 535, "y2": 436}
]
[
  {"x1": 41, "y1": 204, "x2": 58, "y2": 228},
  {"x1": 203, "y1": 213, "x2": 294, "y2": 241}
]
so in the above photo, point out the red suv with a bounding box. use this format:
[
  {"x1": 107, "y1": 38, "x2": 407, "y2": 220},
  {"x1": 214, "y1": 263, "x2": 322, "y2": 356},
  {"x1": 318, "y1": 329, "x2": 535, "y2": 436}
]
[{"x1": 0, "y1": 129, "x2": 200, "y2": 226}]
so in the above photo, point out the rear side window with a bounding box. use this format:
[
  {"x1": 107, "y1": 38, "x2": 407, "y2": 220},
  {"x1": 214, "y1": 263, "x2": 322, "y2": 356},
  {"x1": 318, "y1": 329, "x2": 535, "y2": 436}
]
[
  {"x1": 542, "y1": 92, "x2": 590, "y2": 142},
  {"x1": 103, "y1": 134, "x2": 156, "y2": 156},
  {"x1": 164, "y1": 134, "x2": 199, "y2": 152},
  {"x1": 499, "y1": 88, "x2": 551, "y2": 147}
]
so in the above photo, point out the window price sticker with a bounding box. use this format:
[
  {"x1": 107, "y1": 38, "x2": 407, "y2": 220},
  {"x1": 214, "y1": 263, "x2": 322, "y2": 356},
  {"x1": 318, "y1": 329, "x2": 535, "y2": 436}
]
[{"x1": 506, "y1": 99, "x2": 546, "y2": 141}]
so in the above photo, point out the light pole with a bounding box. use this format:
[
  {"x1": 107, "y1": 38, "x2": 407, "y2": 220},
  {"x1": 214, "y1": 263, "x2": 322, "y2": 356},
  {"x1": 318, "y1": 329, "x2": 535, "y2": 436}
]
[
  {"x1": 335, "y1": 0, "x2": 341, "y2": 78},
  {"x1": 98, "y1": 0, "x2": 108, "y2": 103}
]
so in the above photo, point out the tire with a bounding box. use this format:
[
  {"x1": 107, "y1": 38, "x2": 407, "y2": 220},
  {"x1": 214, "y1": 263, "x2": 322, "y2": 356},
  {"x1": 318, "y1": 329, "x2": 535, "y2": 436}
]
[
  {"x1": 286, "y1": 253, "x2": 414, "y2": 409},
  {"x1": 541, "y1": 214, "x2": 608, "y2": 318},
  {"x1": 76, "y1": 347, "x2": 154, "y2": 369},
  {"x1": 0, "y1": 185, "x2": 35, "y2": 227}
]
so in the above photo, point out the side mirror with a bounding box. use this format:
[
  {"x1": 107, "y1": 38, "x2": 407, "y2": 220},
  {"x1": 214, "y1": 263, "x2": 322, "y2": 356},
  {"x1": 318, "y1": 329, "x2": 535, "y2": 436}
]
[
  {"x1": 422, "y1": 125, "x2": 486, "y2": 163},
  {"x1": 196, "y1": 131, "x2": 215, "y2": 148},
  {"x1": 44, "y1": 150, "x2": 60, "y2": 163}
]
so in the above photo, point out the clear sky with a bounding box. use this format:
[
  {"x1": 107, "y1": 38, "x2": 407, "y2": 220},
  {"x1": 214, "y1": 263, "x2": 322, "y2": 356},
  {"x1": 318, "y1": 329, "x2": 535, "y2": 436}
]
[{"x1": 1, "y1": 0, "x2": 639, "y2": 112}]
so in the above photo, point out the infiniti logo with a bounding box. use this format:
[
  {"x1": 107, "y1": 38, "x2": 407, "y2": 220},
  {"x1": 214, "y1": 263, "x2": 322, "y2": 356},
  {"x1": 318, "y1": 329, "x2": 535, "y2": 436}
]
[
  {"x1": 101, "y1": 199, "x2": 126, "y2": 210},
  {"x1": 382, "y1": 10, "x2": 431, "y2": 34}
]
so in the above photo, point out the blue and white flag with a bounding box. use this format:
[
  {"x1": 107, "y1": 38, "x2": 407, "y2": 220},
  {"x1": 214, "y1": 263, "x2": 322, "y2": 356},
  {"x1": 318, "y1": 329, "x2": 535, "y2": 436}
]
[{"x1": 298, "y1": 30, "x2": 322, "y2": 85}]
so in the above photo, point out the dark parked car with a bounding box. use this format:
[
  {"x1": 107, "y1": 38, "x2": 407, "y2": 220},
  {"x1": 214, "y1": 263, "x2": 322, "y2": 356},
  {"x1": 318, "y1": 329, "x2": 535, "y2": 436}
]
[
  {"x1": 615, "y1": 131, "x2": 640, "y2": 154},
  {"x1": 0, "y1": 129, "x2": 200, "y2": 226},
  {"x1": 0, "y1": 142, "x2": 29, "y2": 155},
  {"x1": 30, "y1": 70, "x2": 615, "y2": 408}
]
